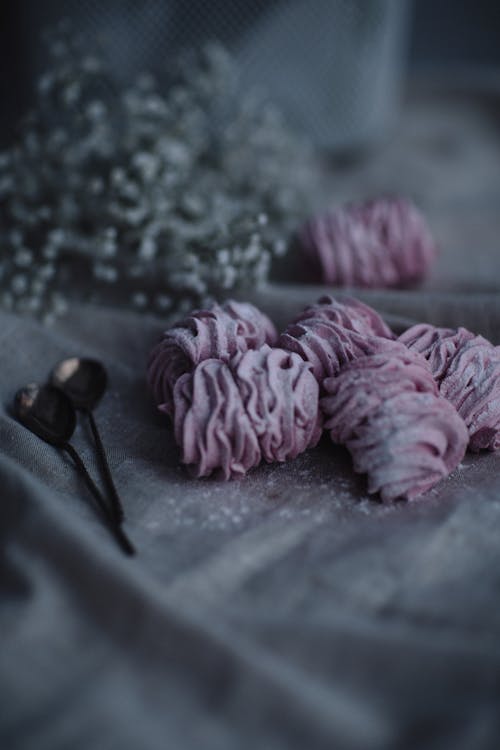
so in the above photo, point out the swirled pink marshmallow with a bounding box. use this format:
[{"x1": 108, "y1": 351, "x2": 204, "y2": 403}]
[
  {"x1": 321, "y1": 343, "x2": 468, "y2": 501},
  {"x1": 296, "y1": 197, "x2": 437, "y2": 288},
  {"x1": 148, "y1": 300, "x2": 277, "y2": 416},
  {"x1": 400, "y1": 323, "x2": 500, "y2": 451}
]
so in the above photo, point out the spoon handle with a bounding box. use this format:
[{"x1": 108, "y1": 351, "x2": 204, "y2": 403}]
[
  {"x1": 62, "y1": 442, "x2": 135, "y2": 556},
  {"x1": 85, "y1": 410, "x2": 124, "y2": 524}
]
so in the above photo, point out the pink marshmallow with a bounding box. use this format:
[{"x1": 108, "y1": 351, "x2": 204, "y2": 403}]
[
  {"x1": 321, "y1": 342, "x2": 468, "y2": 501},
  {"x1": 148, "y1": 300, "x2": 277, "y2": 416},
  {"x1": 400, "y1": 324, "x2": 500, "y2": 451},
  {"x1": 297, "y1": 197, "x2": 437, "y2": 288}
]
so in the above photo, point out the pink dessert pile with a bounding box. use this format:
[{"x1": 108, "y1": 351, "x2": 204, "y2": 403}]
[
  {"x1": 148, "y1": 295, "x2": 499, "y2": 502},
  {"x1": 296, "y1": 197, "x2": 437, "y2": 288}
]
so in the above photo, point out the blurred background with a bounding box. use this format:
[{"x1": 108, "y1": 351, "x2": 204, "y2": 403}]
[
  {"x1": 0, "y1": 0, "x2": 499, "y2": 317},
  {"x1": 1, "y1": 0, "x2": 500, "y2": 150}
]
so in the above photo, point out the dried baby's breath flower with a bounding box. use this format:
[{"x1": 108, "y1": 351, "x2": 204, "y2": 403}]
[{"x1": 0, "y1": 22, "x2": 317, "y2": 320}]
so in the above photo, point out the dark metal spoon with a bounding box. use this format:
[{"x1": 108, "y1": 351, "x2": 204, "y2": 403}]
[
  {"x1": 14, "y1": 384, "x2": 135, "y2": 557},
  {"x1": 50, "y1": 358, "x2": 124, "y2": 525}
]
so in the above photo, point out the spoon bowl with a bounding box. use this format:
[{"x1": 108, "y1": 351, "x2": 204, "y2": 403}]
[
  {"x1": 51, "y1": 358, "x2": 107, "y2": 411},
  {"x1": 14, "y1": 384, "x2": 76, "y2": 446}
]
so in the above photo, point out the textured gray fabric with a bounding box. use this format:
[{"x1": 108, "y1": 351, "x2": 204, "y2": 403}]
[
  {"x1": 1, "y1": 288, "x2": 500, "y2": 750},
  {"x1": 2, "y1": 81, "x2": 500, "y2": 750}
]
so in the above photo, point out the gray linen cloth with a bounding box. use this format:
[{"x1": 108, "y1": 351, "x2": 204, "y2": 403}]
[
  {"x1": 2, "y1": 81, "x2": 500, "y2": 750},
  {"x1": 1, "y1": 283, "x2": 500, "y2": 750}
]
